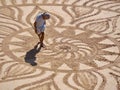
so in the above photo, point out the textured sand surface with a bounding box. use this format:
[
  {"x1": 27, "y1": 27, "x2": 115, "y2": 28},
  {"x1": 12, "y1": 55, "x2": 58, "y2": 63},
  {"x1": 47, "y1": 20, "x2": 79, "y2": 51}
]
[{"x1": 0, "y1": 0, "x2": 120, "y2": 90}]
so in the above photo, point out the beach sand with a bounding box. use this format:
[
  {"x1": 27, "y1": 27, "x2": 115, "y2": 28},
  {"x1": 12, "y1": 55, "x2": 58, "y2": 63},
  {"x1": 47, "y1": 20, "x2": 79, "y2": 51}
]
[{"x1": 0, "y1": 0, "x2": 120, "y2": 90}]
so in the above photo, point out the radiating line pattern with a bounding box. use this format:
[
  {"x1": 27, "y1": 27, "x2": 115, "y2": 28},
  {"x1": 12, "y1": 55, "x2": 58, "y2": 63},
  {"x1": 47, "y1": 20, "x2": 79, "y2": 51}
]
[{"x1": 0, "y1": 0, "x2": 120, "y2": 90}]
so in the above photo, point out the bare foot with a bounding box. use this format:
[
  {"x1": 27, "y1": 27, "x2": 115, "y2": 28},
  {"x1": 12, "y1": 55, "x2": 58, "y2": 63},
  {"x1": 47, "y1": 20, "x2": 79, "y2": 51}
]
[{"x1": 40, "y1": 43, "x2": 46, "y2": 48}]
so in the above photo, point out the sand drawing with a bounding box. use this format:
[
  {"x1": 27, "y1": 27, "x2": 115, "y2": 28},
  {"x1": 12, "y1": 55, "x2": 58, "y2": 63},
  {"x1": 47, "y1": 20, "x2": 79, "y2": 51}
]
[{"x1": 0, "y1": 0, "x2": 120, "y2": 90}]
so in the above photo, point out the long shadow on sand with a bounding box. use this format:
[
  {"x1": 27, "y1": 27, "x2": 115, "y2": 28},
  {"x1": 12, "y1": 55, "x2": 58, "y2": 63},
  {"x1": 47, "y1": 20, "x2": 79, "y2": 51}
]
[{"x1": 24, "y1": 42, "x2": 41, "y2": 66}]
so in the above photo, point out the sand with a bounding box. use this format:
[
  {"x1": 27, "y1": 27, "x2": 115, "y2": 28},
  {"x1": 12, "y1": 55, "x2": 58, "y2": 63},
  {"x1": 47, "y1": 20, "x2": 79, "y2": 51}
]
[{"x1": 0, "y1": 0, "x2": 120, "y2": 90}]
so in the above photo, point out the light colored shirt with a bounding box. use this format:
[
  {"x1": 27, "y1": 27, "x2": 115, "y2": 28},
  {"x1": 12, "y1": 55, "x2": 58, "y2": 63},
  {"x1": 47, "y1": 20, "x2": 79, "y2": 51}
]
[
  {"x1": 36, "y1": 14, "x2": 46, "y2": 28},
  {"x1": 35, "y1": 13, "x2": 46, "y2": 33}
]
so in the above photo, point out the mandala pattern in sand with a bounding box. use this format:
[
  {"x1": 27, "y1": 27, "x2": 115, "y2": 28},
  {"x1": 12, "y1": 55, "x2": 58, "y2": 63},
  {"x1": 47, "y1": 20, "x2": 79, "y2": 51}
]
[{"x1": 0, "y1": 0, "x2": 120, "y2": 90}]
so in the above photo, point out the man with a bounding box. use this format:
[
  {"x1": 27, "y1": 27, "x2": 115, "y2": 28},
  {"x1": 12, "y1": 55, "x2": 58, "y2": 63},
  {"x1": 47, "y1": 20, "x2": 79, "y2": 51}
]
[{"x1": 34, "y1": 12, "x2": 50, "y2": 47}]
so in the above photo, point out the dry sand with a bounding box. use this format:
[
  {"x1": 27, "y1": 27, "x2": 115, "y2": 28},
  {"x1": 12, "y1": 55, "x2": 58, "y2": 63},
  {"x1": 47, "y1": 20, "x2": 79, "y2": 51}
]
[{"x1": 0, "y1": 0, "x2": 120, "y2": 90}]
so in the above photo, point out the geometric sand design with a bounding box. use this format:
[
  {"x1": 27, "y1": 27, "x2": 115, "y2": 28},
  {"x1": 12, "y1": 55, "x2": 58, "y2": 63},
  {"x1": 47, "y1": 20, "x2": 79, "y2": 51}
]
[{"x1": 0, "y1": 0, "x2": 120, "y2": 90}]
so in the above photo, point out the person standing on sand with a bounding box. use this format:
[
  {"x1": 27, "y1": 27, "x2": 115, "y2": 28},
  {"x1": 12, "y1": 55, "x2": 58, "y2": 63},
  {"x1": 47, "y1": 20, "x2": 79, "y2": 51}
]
[{"x1": 34, "y1": 12, "x2": 50, "y2": 47}]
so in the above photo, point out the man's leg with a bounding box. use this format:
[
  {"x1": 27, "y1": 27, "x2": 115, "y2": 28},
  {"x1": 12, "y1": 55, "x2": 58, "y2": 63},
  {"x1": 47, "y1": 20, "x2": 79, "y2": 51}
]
[
  {"x1": 38, "y1": 32, "x2": 45, "y2": 47},
  {"x1": 40, "y1": 32, "x2": 45, "y2": 47},
  {"x1": 40, "y1": 32, "x2": 44, "y2": 44},
  {"x1": 37, "y1": 33, "x2": 42, "y2": 43}
]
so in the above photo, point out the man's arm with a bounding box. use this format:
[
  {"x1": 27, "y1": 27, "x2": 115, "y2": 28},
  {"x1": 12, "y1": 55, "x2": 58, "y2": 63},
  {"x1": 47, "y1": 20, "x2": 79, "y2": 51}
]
[{"x1": 34, "y1": 22, "x2": 37, "y2": 34}]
